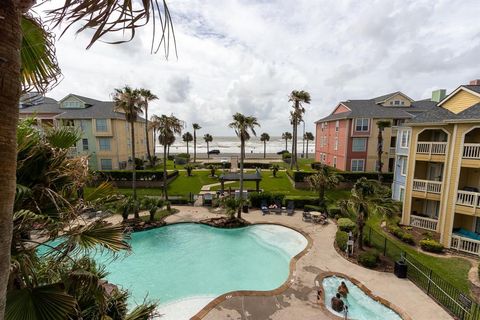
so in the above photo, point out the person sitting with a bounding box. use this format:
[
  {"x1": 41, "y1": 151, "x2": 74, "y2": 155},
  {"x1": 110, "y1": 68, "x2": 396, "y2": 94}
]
[
  {"x1": 331, "y1": 293, "x2": 344, "y2": 312},
  {"x1": 338, "y1": 281, "x2": 349, "y2": 297},
  {"x1": 268, "y1": 203, "x2": 278, "y2": 209}
]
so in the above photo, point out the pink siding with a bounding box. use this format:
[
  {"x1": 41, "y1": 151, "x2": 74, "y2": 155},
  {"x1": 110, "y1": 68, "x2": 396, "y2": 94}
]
[
  {"x1": 332, "y1": 103, "x2": 350, "y2": 114},
  {"x1": 315, "y1": 119, "x2": 349, "y2": 170}
]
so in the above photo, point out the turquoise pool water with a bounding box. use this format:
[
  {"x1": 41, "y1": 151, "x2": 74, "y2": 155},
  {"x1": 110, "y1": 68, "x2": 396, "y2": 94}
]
[
  {"x1": 92, "y1": 223, "x2": 307, "y2": 314},
  {"x1": 323, "y1": 276, "x2": 403, "y2": 320}
]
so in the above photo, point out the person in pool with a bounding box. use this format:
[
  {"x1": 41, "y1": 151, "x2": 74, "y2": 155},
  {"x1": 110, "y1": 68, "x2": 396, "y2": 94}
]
[
  {"x1": 331, "y1": 293, "x2": 344, "y2": 312},
  {"x1": 338, "y1": 281, "x2": 349, "y2": 297}
]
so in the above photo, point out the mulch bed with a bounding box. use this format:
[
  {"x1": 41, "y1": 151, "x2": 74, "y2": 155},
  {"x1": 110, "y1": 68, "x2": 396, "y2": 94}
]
[
  {"x1": 121, "y1": 218, "x2": 166, "y2": 232},
  {"x1": 334, "y1": 240, "x2": 395, "y2": 273},
  {"x1": 200, "y1": 217, "x2": 250, "y2": 228}
]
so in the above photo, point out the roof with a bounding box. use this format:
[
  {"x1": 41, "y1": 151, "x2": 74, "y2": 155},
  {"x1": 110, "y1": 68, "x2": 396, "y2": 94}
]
[
  {"x1": 407, "y1": 103, "x2": 480, "y2": 125},
  {"x1": 464, "y1": 85, "x2": 480, "y2": 94},
  {"x1": 19, "y1": 94, "x2": 146, "y2": 122},
  {"x1": 219, "y1": 171, "x2": 262, "y2": 181},
  {"x1": 316, "y1": 95, "x2": 438, "y2": 123}
]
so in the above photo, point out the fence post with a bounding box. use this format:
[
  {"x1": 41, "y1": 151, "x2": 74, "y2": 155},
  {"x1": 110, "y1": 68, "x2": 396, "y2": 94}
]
[
  {"x1": 427, "y1": 269, "x2": 433, "y2": 295},
  {"x1": 383, "y1": 237, "x2": 387, "y2": 256}
]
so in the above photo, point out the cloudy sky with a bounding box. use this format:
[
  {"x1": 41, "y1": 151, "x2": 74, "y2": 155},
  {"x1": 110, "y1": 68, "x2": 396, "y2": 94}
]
[{"x1": 39, "y1": 0, "x2": 480, "y2": 136}]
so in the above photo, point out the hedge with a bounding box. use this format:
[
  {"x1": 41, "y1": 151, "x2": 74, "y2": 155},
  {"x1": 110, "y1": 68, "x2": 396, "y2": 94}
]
[
  {"x1": 248, "y1": 192, "x2": 286, "y2": 208},
  {"x1": 419, "y1": 239, "x2": 444, "y2": 253},
  {"x1": 337, "y1": 218, "x2": 355, "y2": 232},
  {"x1": 387, "y1": 224, "x2": 415, "y2": 245},
  {"x1": 284, "y1": 195, "x2": 319, "y2": 208},
  {"x1": 358, "y1": 250, "x2": 379, "y2": 268},
  {"x1": 290, "y1": 170, "x2": 393, "y2": 183},
  {"x1": 206, "y1": 162, "x2": 232, "y2": 169},
  {"x1": 336, "y1": 231, "x2": 348, "y2": 251},
  {"x1": 243, "y1": 162, "x2": 273, "y2": 169},
  {"x1": 96, "y1": 170, "x2": 179, "y2": 182}
]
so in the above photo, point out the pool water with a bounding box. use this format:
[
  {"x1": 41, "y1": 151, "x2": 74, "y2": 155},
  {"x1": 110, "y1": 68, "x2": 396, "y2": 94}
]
[
  {"x1": 94, "y1": 223, "x2": 307, "y2": 318},
  {"x1": 323, "y1": 276, "x2": 403, "y2": 320}
]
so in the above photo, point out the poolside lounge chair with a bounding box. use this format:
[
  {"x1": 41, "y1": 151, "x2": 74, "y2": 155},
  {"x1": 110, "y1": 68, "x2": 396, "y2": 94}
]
[
  {"x1": 286, "y1": 201, "x2": 295, "y2": 216},
  {"x1": 302, "y1": 211, "x2": 312, "y2": 222},
  {"x1": 261, "y1": 200, "x2": 270, "y2": 215},
  {"x1": 273, "y1": 200, "x2": 282, "y2": 214}
]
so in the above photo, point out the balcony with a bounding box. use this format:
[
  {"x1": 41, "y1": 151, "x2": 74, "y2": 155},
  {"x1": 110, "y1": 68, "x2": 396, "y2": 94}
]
[
  {"x1": 451, "y1": 234, "x2": 480, "y2": 256},
  {"x1": 463, "y1": 143, "x2": 480, "y2": 160},
  {"x1": 410, "y1": 215, "x2": 438, "y2": 231},
  {"x1": 412, "y1": 179, "x2": 442, "y2": 194},
  {"x1": 415, "y1": 129, "x2": 448, "y2": 161},
  {"x1": 416, "y1": 142, "x2": 447, "y2": 155}
]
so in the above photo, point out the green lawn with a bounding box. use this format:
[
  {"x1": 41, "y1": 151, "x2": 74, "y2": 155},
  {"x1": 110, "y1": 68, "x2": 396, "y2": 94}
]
[{"x1": 275, "y1": 158, "x2": 315, "y2": 171}]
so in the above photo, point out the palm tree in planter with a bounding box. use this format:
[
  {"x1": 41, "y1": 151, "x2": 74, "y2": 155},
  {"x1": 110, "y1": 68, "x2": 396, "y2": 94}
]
[
  {"x1": 204, "y1": 133, "x2": 213, "y2": 158},
  {"x1": 113, "y1": 86, "x2": 143, "y2": 208},
  {"x1": 376, "y1": 120, "x2": 391, "y2": 182},
  {"x1": 157, "y1": 115, "x2": 183, "y2": 201},
  {"x1": 282, "y1": 131, "x2": 292, "y2": 151},
  {"x1": 138, "y1": 89, "x2": 158, "y2": 167},
  {"x1": 141, "y1": 197, "x2": 165, "y2": 222},
  {"x1": 192, "y1": 123, "x2": 201, "y2": 162},
  {"x1": 305, "y1": 163, "x2": 341, "y2": 210},
  {"x1": 271, "y1": 164, "x2": 280, "y2": 177},
  {"x1": 289, "y1": 90, "x2": 311, "y2": 170},
  {"x1": 304, "y1": 131, "x2": 314, "y2": 159},
  {"x1": 229, "y1": 113, "x2": 260, "y2": 218},
  {"x1": 260, "y1": 133, "x2": 270, "y2": 159},
  {"x1": 182, "y1": 132, "x2": 193, "y2": 157}
]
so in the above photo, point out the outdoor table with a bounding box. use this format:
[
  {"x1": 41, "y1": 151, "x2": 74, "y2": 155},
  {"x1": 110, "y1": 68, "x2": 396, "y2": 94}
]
[{"x1": 310, "y1": 211, "x2": 323, "y2": 223}]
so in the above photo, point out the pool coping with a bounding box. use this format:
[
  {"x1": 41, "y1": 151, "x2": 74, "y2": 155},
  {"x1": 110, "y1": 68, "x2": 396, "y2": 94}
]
[
  {"x1": 316, "y1": 271, "x2": 413, "y2": 320},
  {"x1": 159, "y1": 221, "x2": 314, "y2": 320}
]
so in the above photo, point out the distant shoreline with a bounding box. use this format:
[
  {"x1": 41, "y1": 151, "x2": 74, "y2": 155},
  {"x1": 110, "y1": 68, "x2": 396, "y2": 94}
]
[{"x1": 154, "y1": 152, "x2": 315, "y2": 160}]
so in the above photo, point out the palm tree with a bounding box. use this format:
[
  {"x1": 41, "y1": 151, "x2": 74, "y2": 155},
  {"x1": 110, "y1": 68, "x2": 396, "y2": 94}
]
[
  {"x1": 157, "y1": 115, "x2": 183, "y2": 201},
  {"x1": 204, "y1": 134, "x2": 213, "y2": 158},
  {"x1": 304, "y1": 132, "x2": 314, "y2": 159},
  {"x1": 182, "y1": 132, "x2": 193, "y2": 157},
  {"x1": 149, "y1": 114, "x2": 161, "y2": 160},
  {"x1": 229, "y1": 113, "x2": 260, "y2": 219},
  {"x1": 260, "y1": 133, "x2": 270, "y2": 159},
  {"x1": 138, "y1": 89, "x2": 158, "y2": 167},
  {"x1": 305, "y1": 163, "x2": 341, "y2": 209},
  {"x1": 288, "y1": 90, "x2": 311, "y2": 170},
  {"x1": 113, "y1": 86, "x2": 143, "y2": 209},
  {"x1": 376, "y1": 120, "x2": 391, "y2": 182},
  {"x1": 1, "y1": 1, "x2": 174, "y2": 317},
  {"x1": 166, "y1": 134, "x2": 175, "y2": 158},
  {"x1": 282, "y1": 132, "x2": 292, "y2": 150},
  {"x1": 192, "y1": 123, "x2": 201, "y2": 162}
]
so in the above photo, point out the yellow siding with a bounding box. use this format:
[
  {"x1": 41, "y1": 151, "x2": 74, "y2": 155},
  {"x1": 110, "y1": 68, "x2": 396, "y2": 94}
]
[
  {"x1": 442, "y1": 90, "x2": 480, "y2": 114},
  {"x1": 382, "y1": 94, "x2": 412, "y2": 107}
]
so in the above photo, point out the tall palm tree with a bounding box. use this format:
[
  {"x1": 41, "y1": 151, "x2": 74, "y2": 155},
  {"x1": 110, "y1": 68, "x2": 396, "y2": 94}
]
[
  {"x1": 157, "y1": 115, "x2": 183, "y2": 201},
  {"x1": 166, "y1": 134, "x2": 175, "y2": 158},
  {"x1": 229, "y1": 113, "x2": 260, "y2": 219},
  {"x1": 282, "y1": 132, "x2": 292, "y2": 151},
  {"x1": 288, "y1": 90, "x2": 311, "y2": 170},
  {"x1": 304, "y1": 132, "x2": 314, "y2": 159},
  {"x1": 138, "y1": 89, "x2": 158, "y2": 167},
  {"x1": 260, "y1": 133, "x2": 270, "y2": 159},
  {"x1": 113, "y1": 86, "x2": 143, "y2": 211},
  {"x1": 1, "y1": 1, "x2": 174, "y2": 317},
  {"x1": 182, "y1": 132, "x2": 193, "y2": 157},
  {"x1": 192, "y1": 123, "x2": 201, "y2": 163},
  {"x1": 376, "y1": 120, "x2": 391, "y2": 182},
  {"x1": 149, "y1": 115, "x2": 162, "y2": 160},
  {"x1": 204, "y1": 133, "x2": 213, "y2": 158},
  {"x1": 305, "y1": 163, "x2": 340, "y2": 208}
]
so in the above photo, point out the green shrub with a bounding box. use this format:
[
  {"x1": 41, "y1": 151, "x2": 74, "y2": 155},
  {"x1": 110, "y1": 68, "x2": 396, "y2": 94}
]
[
  {"x1": 328, "y1": 207, "x2": 342, "y2": 218},
  {"x1": 387, "y1": 224, "x2": 415, "y2": 245},
  {"x1": 420, "y1": 239, "x2": 444, "y2": 253},
  {"x1": 336, "y1": 231, "x2": 349, "y2": 251},
  {"x1": 95, "y1": 170, "x2": 178, "y2": 181},
  {"x1": 337, "y1": 218, "x2": 355, "y2": 232},
  {"x1": 242, "y1": 162, "x2": 272, "y2": 169},
  {"x1": 282, "y1": 152, "x2": 292, "y2": 160},
  {"x1": 290, "y1": 170, "x2": 394, "y2": 183},
  {"x1": 304, "y1": 205, "x2": 324, "y2": 212},
  {"x1": 284, "y1": 196, "x2": 319, "y2": 208},
  {"x1": 174, "y1": 157, "x2": 188, "y2": 165},
  {"x1": 177, "y1": 153, "x2": 190, "y2": 159},
  {"x1": 400, "y1": 233, "x2": 415, "y2": 245},
  {"x1": 249, "y1": 192, "x2": 286, "y2": 208},
  {"x1": 358, "y1": 250, "x2": 379, "y2": 268}
]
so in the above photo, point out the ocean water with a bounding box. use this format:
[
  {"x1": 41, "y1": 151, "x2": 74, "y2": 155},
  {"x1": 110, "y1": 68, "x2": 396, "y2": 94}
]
[{"x1": 156, "y1": 136, "x2": 315, "y2": 155}]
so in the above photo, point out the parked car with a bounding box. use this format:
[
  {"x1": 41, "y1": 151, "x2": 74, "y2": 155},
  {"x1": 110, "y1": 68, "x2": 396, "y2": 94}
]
[
  {"x1": 277, "y1": 150, "x2": 289, "y2": 155},
  {"x1": 208, "y1": 149, "x2": 220, "y2": 155}
]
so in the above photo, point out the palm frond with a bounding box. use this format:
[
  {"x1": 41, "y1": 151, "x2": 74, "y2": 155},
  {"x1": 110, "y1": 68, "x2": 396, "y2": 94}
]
[
  {"x1": 45, "y1": 126, "x2": 80, "y2": 149},
  {"x1": 67, "y1": 221, "x2": 130, "y2": 253},
  {"x1": 125, "y1": 302, "x2": 158, "y2": 320},
  {"x1": 83, "y1": 182, "x2": 116, "y2": 203}
]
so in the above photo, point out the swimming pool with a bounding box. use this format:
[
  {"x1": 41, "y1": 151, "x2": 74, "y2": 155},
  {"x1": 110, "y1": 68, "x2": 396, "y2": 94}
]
[
  {"x1": 95, "y1": 223, "x2": 308, "y2": 319},
  {"x1": 322, "y1": 276, "x2": 403, "y2": 320}
]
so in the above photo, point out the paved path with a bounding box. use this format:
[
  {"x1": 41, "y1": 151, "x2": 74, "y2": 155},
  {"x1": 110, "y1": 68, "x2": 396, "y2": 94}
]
[{"x1": 164, "y1": 208, "x2": 453, "y2": 320}]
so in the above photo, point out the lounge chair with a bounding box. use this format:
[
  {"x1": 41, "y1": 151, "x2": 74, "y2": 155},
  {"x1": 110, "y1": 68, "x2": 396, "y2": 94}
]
[
  {"x1": 302, "y1": 211, "x2": 312, "y2": 222},
  {"x1": 273, "y1": 200, "x2": 282, "y2": 214},
  {"x1": 261, "y1": 200, "x2": 270, "y2": 215},
  {"x1": 286, "y1": 201, "x2": 295, "y2": 216}
]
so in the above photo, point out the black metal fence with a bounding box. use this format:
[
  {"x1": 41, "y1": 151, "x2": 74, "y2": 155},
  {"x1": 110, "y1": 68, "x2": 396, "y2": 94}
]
[{"x1": 363, "y1": 224, "x2": 480, "y2": 320}]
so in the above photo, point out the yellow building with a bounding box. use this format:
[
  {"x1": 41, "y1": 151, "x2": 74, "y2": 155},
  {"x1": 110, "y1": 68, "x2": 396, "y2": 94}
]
[
  {"x1": 401, "y1": 80, "x2": 480, "y2": 255},
  {"x1": 19, "y1": 94, "x2": 154, "y2": 170}
]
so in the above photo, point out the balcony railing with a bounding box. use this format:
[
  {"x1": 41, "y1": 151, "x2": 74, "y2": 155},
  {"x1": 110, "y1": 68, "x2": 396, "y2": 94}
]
[
  {"x1": 412, "y1": 179, "x2": 442, "y2": 194},
  {"x1": 410, "y1": 215, "x2": 438, "y2": 231},
  {"x1": 451, "y1": 234, "x2": 480, "y2": 256},
  {"x1": 416, "y1": 142, "x2": 447, "y2": 155},
  {"x1": 463, "y1": 143, "x2": 480, "y2": 159},
  {"x1": 456, "y1": 190, "x2": 480, "y2": 208}
]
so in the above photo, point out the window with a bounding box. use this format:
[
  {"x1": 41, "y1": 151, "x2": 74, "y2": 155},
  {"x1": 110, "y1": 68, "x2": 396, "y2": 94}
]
[
  {"x1": 96, "y1": 119, "x2": 108, "y2": 132},
  {"x1": 82, "y1": 138, "x2": 89, "y2": 151},
  {"x1": 352, "y1": 138, "x2": 367, "y2": 152},
  {"x1": 399, "y1": 187, "x2": 405, "y2": 201},
  {"x1": 98, "y1": 138, "x2": 111, "y2": 151},
  {"x1": 355, "y1": 118, "x2": 369, "y2": 132},
  {"x1": 63, "y1": 101, "x2": 81, "y2": 108},
  {"x1": 335, "y1": 121, "x2": 339, "y2": 132},
  {"x1": 321, "y1": 123, "x2": 325, "y2": 131},
  {"x1": 400, "y1": 156, "x2": 407, "y2": 176},
  {"x1": 400, "y1": 130, "x2": 410, "y2": 148},
  {"x1": 334, "y1": 137, "x2": 338, "y2": 151},
  {"x1": 393, "y1": 119, "x2": 405, "y2": 126},
  {"x1": 333, "y1": 156, "x2": 337, "y2": 168},
  {"x1": 62, "y1": 119, "x2": 74, "y2": 126},
  {"x1": 351, "y1": 159, "x2": 365, "y2": 172},
  {"x1": 100, "y1": 159, "x2": 113, "y2": 170}
]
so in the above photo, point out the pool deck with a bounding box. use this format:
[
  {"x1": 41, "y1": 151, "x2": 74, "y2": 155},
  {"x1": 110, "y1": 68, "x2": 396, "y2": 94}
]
[{"x1": 162, "y1": 207, "x2": 453, "y2": 320}]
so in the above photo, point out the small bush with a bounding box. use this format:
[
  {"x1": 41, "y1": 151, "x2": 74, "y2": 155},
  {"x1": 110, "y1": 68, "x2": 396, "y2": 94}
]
[
  {"x1": 388, "y1": 224, "x2": 415, "y2": 245},
  {"x1": 336, "y1": 231, "x2": 348, "y2": 251},
  {"x1": 177, "y1": 153, "x2": 190, "y2": 159},
  {"x1": 282, "y1": 152, "x2": 292, "y2": 160},
  {"x1": 358, "y1": 250, "x2": 379, "y2": 268},
  {"x1": 328, "y1": 207, "x2": 342, "y2": 218},
  {"x1": 284, "y1": 196, "x2": 319, "y2": 208},
  {"x1": 337, "y1": 218, "x2": 356, "y2": 232},
  {"x1": 420, "y1": 239, "x2": 444, "y2": 253},
  {"x1": 174, "y1": 157, "x2": 188, "y2": 165},
  {"x1": 249, "y1": 192, "x2": 285, "y2": 208},
  {"x1": 304, "y1": 205, "x2": 322, "y2": 212},
  {"x1": 400, "y1": 233, "x2": 415, "y2": 245}
]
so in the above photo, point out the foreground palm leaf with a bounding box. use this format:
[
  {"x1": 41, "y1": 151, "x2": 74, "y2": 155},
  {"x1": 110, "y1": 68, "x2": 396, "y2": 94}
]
[{"x1": 67, "y1": 222, "x2": 131, "y2": 254}]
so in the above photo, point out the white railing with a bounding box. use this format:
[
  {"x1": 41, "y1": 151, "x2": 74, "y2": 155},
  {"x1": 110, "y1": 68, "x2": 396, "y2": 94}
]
[
  {"x1": 456, "y1": 190, "x2": 480, "y2": 208},
  {"x1": 416, "y1": 142, "x2": 447, "y2": 155},
  {"x1": 463, "y1": 143, "x2": 480, "y2": 159},
  {"x1": 410, "y1": 215, "x2": 438, "y2": 231},
  {"x1": 412, "y1": 179, "x2": 442, "y2": 194},
  {"x1": 389, "y1": 147, "x2": 396, "y2": 155},
  {"x1": 451, "y1": 234, "x2": 480, "y2": 256}
]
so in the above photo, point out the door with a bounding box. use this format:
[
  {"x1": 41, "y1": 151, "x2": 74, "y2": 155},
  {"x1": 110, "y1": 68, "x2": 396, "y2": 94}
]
[
  {"x1": 424, "y1": 200, "x2": 439, "y2": 219},
  {"x1": 427, "y1": 163, "x2": 443, "y2": 181}
]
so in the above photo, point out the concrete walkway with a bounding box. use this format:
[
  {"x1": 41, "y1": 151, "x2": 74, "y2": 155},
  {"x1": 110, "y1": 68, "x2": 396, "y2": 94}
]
[{"x1": 164, "y1": 207, "x2": 453, "y2": 320}]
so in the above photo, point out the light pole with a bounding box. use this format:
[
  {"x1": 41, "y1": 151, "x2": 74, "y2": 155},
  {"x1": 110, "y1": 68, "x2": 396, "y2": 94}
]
[{"x1": 301, "y1": 120, "x2": 305, "y2": 158}]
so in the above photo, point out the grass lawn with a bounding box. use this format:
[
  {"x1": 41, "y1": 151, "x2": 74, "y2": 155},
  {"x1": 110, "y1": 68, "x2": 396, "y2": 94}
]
[{"x1": 275, "y1": 158, "x2": 315, "y2": 171}]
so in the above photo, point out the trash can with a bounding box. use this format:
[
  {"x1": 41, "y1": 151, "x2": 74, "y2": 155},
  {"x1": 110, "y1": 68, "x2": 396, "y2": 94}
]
[
  {"x1": 242, "y1": 205, "x2": 249, "y2": 213},
  {"x1": 394, "y1": 260, "x2": 407, "y2": 278}
]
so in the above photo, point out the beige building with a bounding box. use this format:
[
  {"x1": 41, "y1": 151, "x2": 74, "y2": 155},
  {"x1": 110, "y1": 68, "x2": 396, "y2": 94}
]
[{"x1": 19, "y1": 94, "x2": 153, "y2": 170}]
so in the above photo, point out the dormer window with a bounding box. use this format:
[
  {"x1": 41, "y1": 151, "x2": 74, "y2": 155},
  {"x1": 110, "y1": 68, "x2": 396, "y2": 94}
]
[{"x1": 63, "y1": 101, "x2": 82, "y2": 108}]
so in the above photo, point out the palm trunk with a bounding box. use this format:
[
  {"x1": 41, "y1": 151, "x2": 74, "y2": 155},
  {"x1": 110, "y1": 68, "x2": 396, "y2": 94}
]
[
  {"x1": 163, "y1": 144, "x2": 169, "y2": 201},
  {"x1": 193, "y1": 130, "x2": 196, "y2": 162},
  {"x1": 356, "y1": 213, "x2": 365, "y2": 251},
  {"x1": 377, "y1": 129, "x2": 383, "y2": 182},
  {"x1": 238, "y1": 138, "x2": 245, "y2": 219},
  {"x1": 167, "y1": 144, "x2": 170, "y2": 158},
  {"x1": 263, "y1": 141, "x2": 266, "y2": 159},
  {"x1": 306, "y1": 140, "x2": 309, "y2": 159},
  {"x1": 186, "y1": 140, "x2": 189, "y2": 156},
  {"x1": 131, "y1": 122, "x2": 139, "y2": 218},
  {"x1": 285, "y1": 138, "x2": 287, "y2": 151},
  {"x1": 207, "y1": 142, "x2": 209, "y2": 159},
  {"x1": 145, "y1": 104, "x2": 153, "y2": 167},
  {"x1": 0, "y1": 3, "x2": 21, "y2": 317},
  {"x1": 319, "y1": 184, "x2": 325, "y2": 206},
  {"x1": 153, "y1": 128, "x2": 156, "y2": 163}
]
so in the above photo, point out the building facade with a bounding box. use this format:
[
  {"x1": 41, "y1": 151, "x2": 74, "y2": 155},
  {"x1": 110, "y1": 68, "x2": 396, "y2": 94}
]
[
  {"x1": 315, "y1": 92, "x2": 437, "y2": 172},
  {"x1": 19, "y1": 94, "x2": 153, "y2": 170},
  {"x1": 401, "y1": 81, "x2": 480, "y2": 255}
]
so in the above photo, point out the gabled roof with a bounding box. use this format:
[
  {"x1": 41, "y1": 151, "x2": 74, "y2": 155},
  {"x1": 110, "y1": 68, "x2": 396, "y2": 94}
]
[
  {"x1": 438, "y1": 85, "x2": 480, "y2": 106},
  {"x1": 408, "y1": 102, "x2": 480, "y2": 125},
  {"x1": 373, "y1": 91, "x2": 414, "y2": 104}
]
